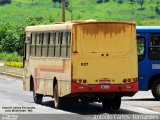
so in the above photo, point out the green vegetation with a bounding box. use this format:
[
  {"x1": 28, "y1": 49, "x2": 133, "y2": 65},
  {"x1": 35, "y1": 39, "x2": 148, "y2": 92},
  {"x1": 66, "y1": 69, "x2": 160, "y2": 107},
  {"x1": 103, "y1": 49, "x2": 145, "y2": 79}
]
[
  {"x1": 0, "y1": 0, "x2": 160, "y2": 59},
  {"x1": 0, "y1": 0, "x2": 11, "y2": 5},
  {"x1": 0, "y1": 52, "x2": 23, "y2": 62},
  {"x1": 0, "y1": 22, "x2": 24, "y2": 53},
  {"x1": 0, "y1": 0, "x2": 160, "y2": 25},
  {"x1": 0, "y1": 0, "x2": 159, "y2": 70}
]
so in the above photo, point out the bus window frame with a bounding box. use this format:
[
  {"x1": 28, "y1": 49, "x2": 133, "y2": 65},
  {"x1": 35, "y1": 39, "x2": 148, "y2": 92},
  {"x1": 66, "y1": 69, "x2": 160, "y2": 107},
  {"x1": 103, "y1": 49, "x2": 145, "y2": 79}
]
[
  {"x1": 30, "y1": 33, "x2": 37, "y2": 57},
  {"x1": 149, "y1": 33, "x2": 160, "y2": 60},
  {"x1": 29, "y1": 30, "x2": 71, "y2": 60},
  {"x1": 137, "y1": 36, "x2": 146, "y2": 62}
]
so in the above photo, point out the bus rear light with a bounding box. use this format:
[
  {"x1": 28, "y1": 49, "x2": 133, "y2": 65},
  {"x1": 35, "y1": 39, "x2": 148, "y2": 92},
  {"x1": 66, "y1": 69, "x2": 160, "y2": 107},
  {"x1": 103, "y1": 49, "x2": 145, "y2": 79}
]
[
  {"x1": 71, "y1": 79, "x2": 77, "y2": 83},
  {"x1": 83, "y1": 79, "x2": 87, "y2": 83},
  {"x1": 123, "y1": 78, "x2": 137, "y2": 83},
  {"x1": 128, "y1": 79, "x2": 131, "y2": 82},
  {"x1": 123, "y1": 79, "x2": 127, "y2": 83},
  {"x1": 133, "y1": 78, "x2": 138, "y2": 82},
  {"x1": 100, "y1": 80, "x2": 110, "y2": 84},
  {"x1": 79, "y1": 79, "x2": 82, "y2": 83}
]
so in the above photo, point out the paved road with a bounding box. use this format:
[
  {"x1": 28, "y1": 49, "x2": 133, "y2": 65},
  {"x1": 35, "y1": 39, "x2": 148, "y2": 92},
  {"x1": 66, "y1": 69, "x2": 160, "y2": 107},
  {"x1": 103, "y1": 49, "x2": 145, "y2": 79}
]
[{"x1": 0, "y1": 76, "x2": 160, "y2": 120}]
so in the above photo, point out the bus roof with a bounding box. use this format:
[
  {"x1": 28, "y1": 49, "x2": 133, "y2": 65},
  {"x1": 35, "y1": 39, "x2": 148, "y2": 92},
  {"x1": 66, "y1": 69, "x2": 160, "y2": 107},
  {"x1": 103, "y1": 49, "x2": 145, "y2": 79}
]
[
  {"x1": 136, "y1": 26, "x2": 160, "y2": 33},
  {"x1": 25, "y1": 21, "x2": 135, "y2": 32},
  {"x1": 25, "y1": 23, "x2": 74, "y2": 32}
]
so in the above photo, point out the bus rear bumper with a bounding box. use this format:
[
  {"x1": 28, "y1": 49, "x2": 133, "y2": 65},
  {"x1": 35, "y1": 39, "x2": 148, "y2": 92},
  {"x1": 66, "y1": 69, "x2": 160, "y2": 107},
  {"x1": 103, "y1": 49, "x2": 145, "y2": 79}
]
[{"x1": 71, "y1": 82, "x2": 138, "y2": 93}]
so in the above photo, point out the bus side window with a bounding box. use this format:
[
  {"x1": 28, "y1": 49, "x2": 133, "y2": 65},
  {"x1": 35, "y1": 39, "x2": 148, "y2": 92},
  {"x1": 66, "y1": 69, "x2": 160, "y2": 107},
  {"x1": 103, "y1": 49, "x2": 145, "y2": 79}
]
[
  {"x1": 42, "y1": 33, "x2": 50, "y2": 57},
  {"x1": 61, "y1": 32, "x2": 67, "y2": 58},
  {"x1": 36, "y1": 33, "x2": 43, "y2": 57},
  {"x1": 149, "y1": 34, "x2": 160, "y2": 60},
  {"x1": 48, "y1": 33, "x2": 55, "y2": 57},
  {"x1": 137, "y1": 36, "x2": 145, "y2": 61},
  {"x1": 67, "y1": 32, "x2": 71, "y2": 58},
  {"x1": 55, "y1": 32, "x2": 61, "y2": 57},
  {"x1": 30, "y1": 33, "x2": 36, "y2": 57}
]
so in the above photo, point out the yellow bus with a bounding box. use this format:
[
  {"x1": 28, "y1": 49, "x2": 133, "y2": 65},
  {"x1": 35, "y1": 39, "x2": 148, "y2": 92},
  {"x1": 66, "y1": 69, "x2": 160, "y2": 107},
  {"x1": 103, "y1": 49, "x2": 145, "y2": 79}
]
[{"x1": 23, "y1": 21, "x2": 138, "y2": 110}]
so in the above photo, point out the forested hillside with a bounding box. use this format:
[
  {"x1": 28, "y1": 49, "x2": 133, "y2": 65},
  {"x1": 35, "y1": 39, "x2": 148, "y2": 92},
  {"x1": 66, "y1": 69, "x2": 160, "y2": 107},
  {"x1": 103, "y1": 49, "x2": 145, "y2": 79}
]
[
  {"x1": 0, "y1": 0, "x2": 160, "y2": 54},
  {"x1": 0, "y1": 0, "x2": 160, "y2": 25}
]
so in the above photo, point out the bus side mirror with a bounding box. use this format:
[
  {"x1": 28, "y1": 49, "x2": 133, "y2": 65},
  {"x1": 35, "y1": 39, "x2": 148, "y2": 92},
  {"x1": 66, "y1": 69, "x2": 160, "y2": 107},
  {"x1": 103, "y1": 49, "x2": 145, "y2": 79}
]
[
  {"x1": 23, "y1": 43, "x2": 26, "y2": 68},
  {"x1": 23, "y1": 36, "x2": 30, "y2": 68},
  {"x1": 25, "y1": 36, "x2": 31, "y2": 44}
]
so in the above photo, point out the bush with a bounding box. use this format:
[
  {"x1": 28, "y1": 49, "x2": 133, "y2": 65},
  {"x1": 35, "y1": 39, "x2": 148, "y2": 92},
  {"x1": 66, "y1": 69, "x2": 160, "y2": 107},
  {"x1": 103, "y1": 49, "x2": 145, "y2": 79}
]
[
  {"x1": 104, "y1": 0, "x2": 110, "y2": 2},
  {"x1": 0, "y1": 22, "x2": 25, "y2": 54},
  {"x1": 0, "y1": 52, "x2": 23, "y2": 62},
  {"x1": 117, "y1": 0, "x2": 123, "y2": 4},
  {"x1": 0, "y1": 0, "x2": 11, "y2": 5},
  {"x1": 4, "y1": 61, "x2": 23, "y2": 68}
]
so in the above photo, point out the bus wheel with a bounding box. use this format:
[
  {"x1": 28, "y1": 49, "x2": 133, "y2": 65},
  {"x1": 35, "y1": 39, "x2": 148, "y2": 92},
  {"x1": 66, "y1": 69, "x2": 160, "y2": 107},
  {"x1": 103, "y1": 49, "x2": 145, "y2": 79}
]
[
  {"x1": 151, "y1": 80, "x2": 160, "y2": 101},
  {"x1": 54, "y1": 83, "x2": 64, "y2": 109},
  {"x1": 102, "y1": 99, "x2": 112, "y2": 111},
  {"x1": 33, "y1": 89, "x2": 43, "y2": 104},
  {"x1": 112, "y1": 97, "x2": 121, "y2": 110}
]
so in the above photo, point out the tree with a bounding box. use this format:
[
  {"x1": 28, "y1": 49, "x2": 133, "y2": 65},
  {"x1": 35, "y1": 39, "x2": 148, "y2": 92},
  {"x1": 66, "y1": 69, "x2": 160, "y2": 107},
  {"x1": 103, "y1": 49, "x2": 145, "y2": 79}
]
[
  {"x1": 31, "y1": 0, "x2": 39, "y2": 5},
  {"x1": 16, "y1": 0, "x2": 22, "y2": 7},
  {"x1": 96, "y1": 0, "x2": 103, "y2": 4},
  {"x1": 117, "y1": 0, "x2": 123, "y2": 4},
  {"x1": 137, "y1": 0, "x2": 144, "y2": 9},
  {"x1": 67, "y1": 0, "x2": 73, "y2": 21},
  {"x1": 104, "y1": 0, "x2": 110, "y2": 2},
  {"x1": 0, "y1": 22, "x2": 24, "y2": 54},
  {"x1": 52, "y1": 0, "x2": 69, "y2": 8},
  {"x1": 155, "y1": 1, "x2": 160, "y2": 15},
  {"x1": 26, "y1": 16, "x2": 44, "y2": 26},
  {"x1": 129, "y1": 0, "x2": 135, "y2": 4},
  {"x1": 0, "y1": 0, "x2": 11, "y2": 5},
  {"x1": 52, "y1": 0, "x2": 61, "y2": 3}
]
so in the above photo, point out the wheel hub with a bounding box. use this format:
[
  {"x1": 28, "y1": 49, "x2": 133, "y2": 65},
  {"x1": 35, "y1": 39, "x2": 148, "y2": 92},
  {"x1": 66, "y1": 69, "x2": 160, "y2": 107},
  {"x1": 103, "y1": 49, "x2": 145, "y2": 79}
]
[{"x1": 156, "y1": 84, "x2": 160, "y2": 95}]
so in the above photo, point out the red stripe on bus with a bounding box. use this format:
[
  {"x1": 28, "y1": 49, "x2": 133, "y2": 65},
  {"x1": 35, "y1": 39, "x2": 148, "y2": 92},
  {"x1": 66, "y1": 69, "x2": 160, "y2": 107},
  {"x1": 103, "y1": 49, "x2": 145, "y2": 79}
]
[
  {"x1": 71, "y1": 82, "x2": 138, "y2": 93},
  {"x1": 33, "y1": 60, "x2": 66, "y2": 91},
  {"x1": 40, "y1": 68, "x2": 64, "y2": 73},
  {"x1": 34, "y1": 68, "x2": 39, "y2": 91},
  {"x1": 39, "y1": 60, "x2": 65, "y2": 73}
]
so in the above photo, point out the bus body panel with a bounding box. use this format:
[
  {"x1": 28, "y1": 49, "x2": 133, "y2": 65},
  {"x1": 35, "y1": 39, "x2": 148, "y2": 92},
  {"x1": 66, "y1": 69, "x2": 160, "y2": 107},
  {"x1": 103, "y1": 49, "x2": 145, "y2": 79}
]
[
  {"x1": 137, "y1": 33, "x2": 150, "y2": 90},
  {"x1": 71, "y1": 23, "x2": 138, "y2": 94},
  {"x1": 24, "y1": 57, "x2": 72, "y2": 96},
  {"x1": 137, "y1": 26, "x2": 160, "y2": 91},
  {"x1": 23, "y1": 22, "x2": 138, "y2": 100}
]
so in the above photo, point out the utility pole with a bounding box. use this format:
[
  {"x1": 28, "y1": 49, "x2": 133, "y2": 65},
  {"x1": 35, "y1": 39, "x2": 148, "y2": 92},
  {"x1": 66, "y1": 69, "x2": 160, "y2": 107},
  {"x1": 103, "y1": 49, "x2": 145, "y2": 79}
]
[{"x1": 62, "y1": 0, "x2": 66, "y2": 22}]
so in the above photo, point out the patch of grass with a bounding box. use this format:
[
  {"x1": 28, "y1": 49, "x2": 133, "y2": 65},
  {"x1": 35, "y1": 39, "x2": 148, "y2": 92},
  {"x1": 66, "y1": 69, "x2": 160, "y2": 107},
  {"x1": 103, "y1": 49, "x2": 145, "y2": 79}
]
[{"x1": 0, "y1": 52, "x2": 23, "y2": 62}]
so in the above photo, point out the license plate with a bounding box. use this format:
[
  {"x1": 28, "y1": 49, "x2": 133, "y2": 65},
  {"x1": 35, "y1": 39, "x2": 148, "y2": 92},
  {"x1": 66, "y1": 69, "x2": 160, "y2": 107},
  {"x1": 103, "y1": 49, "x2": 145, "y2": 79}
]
[{"x1": 101, "y1": 85, "x2": 109, "y2": 89}]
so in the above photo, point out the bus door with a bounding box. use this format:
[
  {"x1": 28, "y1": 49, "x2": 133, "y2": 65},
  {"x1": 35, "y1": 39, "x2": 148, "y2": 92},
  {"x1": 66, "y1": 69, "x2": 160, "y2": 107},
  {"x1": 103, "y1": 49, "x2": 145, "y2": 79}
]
[{"x1": 137, "y1": 33, "x2": 149, "y2": 90}]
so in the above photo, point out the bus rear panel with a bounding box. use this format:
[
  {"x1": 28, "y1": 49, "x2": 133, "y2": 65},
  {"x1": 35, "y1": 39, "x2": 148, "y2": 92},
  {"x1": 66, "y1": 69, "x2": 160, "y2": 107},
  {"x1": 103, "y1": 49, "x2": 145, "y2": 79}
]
[{"x1": 71, "y1": 22, "x2": 138, "y2": 97}]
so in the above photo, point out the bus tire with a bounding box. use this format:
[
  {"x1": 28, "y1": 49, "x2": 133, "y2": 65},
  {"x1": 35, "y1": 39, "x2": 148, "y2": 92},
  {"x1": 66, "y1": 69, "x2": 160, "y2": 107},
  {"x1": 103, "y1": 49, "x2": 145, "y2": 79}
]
[
  {"x1": 102, "y1": 99, "x2": 112, "y2": 111},
  {"x1": 33, "y1": 88, "x2": 43, "y2": 104},
  {"x1": 112, "y1": 97, "x2": 121, "y2": 110},
  {"x1": 151, "y1": 80, "x2": 160, "y2": 101},
  {"x1": 54, "y1": 83, "x2": 64, "y2": 109}
]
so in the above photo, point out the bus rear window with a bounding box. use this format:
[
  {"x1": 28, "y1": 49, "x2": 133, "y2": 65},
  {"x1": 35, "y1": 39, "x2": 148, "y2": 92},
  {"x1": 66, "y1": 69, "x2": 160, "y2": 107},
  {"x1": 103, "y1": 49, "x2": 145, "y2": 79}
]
[{"x1": 137, "y1": 37, "x2": 145, "y2": 61}]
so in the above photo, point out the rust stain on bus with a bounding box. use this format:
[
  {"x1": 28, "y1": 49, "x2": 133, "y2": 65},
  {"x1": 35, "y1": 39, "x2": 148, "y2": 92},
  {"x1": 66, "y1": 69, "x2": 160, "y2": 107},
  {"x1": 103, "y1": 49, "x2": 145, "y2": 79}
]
[
  {"x1": 40, "y1": 60, "x2": 65, "y2": 73},
  {"x1": 34, "y1": 60, "x2": 65, "y2": 91},
  {"x1": 34, "y1": 68, "x2": 39, "y2": 91}
]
